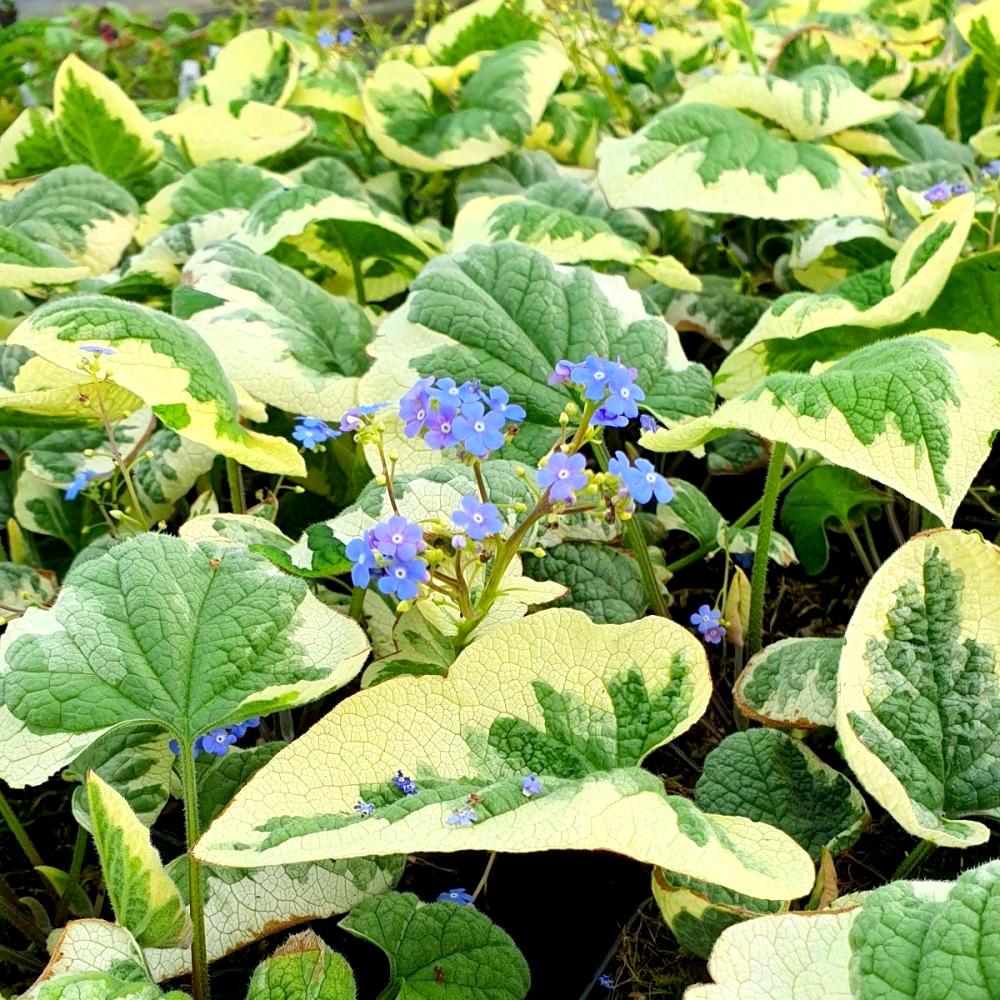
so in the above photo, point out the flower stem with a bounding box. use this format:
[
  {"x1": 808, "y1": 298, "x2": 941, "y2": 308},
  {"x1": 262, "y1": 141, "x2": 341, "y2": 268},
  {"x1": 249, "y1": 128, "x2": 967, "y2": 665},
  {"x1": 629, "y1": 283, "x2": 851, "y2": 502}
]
[
  {"x1": 179, "y1": 746, "x2": 210, "y2": 1000},
  {"x1": 225, "y1": 458, "x2": 246, "y2": 515},
  {"x1": 893, "y1": 838, "x2": 935, "y2": 880},
  {"x1": 747, "y1": 441, "x2": 788, "y2": 656},
  {"x1": 350, "y1": 256, "x2": 367, "y2": 307},
  {"x1": 471, "y1": 851, "x2": 497, "y2": 901},
  {"x1": 348, "y1": 586, "x2": 366, "y2": 623},
  {"x1": 54, "y1": 825, "x2": 89, "y2": 925},
  {"x1": 93, "y1": 380, "x2": 148, "y2": 530},
  {"x1": 591, "y1": 441, "x2": 669, "y2": 618},
  {"x1": 0, "y1": 787, "x2": 44, "y2": 870},
  {"x1": 843, "y1": 521, "x2": 876, "y2": 577}
]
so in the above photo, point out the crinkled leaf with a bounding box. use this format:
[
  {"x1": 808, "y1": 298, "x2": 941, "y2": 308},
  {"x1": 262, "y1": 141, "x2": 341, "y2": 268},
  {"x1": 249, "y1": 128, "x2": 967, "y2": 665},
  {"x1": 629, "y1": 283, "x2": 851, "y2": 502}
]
[
  {"x1": 132, "y1": 428, "x2": 217, "y2": 524},
  {"x1": 837, "y1": 529, "x2": 1000, "y2": 847},
  {"x1": 0, "y1": 226, "x2": 88, "y2": 290},
  {"x1": 0, "y1": 562, "x2": 57, "y2": 624},
  {"x1": 0, "y1": 107, "x2": 69, "y2": 180},
  {"x1": 196, "y1": 609, "x2": 815, "y2": 902},
  {"x1": 341, "y1": 892, "x2": 529, "y2": 1000},
  {"x1": 426, "y1": 0, "x2": 545, "y2": 64},
  {"x1": 361, "y1": 604, "x2": 457, "y2": 688},
  {"x1": 246, "y1": 931, "x2": 356, "y2": 1000},
  {"x1": 789, "y1": 217, "x2": 901, "y2": 293}
]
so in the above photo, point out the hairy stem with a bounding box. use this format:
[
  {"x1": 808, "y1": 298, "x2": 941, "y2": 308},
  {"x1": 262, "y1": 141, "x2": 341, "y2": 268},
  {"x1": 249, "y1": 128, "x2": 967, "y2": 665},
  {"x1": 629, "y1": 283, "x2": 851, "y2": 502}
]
[
  {"x1": 54, "y1": 825, "x2": 90, "y2": 925},
  {"x1": 93, "y1": 380, "x2": 148, "y2": 530},
  {"x1": 747, "y1": 441, "x2": 788, "y2": 656},
  {"x1": 893, "y1": 838, "x2": 935, "y2": 880},
  {"x1": 179, "y1": 747, "x2": 210, "y2": 1000},
  {"x1": 225, "y1": 458, "x2": 246, "y2": 515}
]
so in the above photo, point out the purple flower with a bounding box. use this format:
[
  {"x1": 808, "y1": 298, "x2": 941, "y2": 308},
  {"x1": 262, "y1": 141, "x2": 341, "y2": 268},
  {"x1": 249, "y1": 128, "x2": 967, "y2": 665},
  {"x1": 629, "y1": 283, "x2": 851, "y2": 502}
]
[
  {"x1": 638, "y1": 21, "x2": 655, "y2": 35},
  {"x1": 451, "y1": 495, "x2": 503, "y2": 540},
  {"x1": 982, "y1": 160, "x2": 1000, "y2": 179},
  {"x1": 482, "y1": 386, "x2": 526, "y2": 423},
  {"x1": 548, "y1": 359, "x2": 574, "y2": 385},
  {"x1": 445, "y1": 806, "x2": 478, "y2": 827},
  {"x1": 230, "y1": 718, "x2": 260, "y2": 739},
  {"x1": 536, "y1": 451, "x2": 588, "y2": 502},
  {"x1": 292, "y1": 416, "x2": 340, "y2": 450},
  {"x1": 317, "y1": 28, "x2": 334, "y2": 48},
  {"x1": 571, "y1": 355, "x2": 615, "y2": 401},
  {"x1": 924, "y1": 182, "x2": 952, "y2": 203},
  {"x1": 689, "y1": 605, "x2": 722, "y2": 639},
  {"x1": 378, "y1": 557, "x2": 427, "y2": 601},
  {"x1": 430, "y1": 377, "x2": 480, "y2": 407},
  {"x1": 602, "y1": 380, "x2": 645, "y2": 420},
  {"x1": 65, "y1": 468, "x2": 99, "y2": 501},
  {"x1": 372, "y1": 516, "x2": 424, "y2": 561},
  {"x1": 608, "y1": 451, "x2": 673, "y2": 505},
  {"x1": 339, "y1": 402, "x2": 388, "y2": 432},
  {"x1": 437, "y1": 888, "x2": 475, "y2": 905},
  {"x1": 703, "y1": 625, "x2": 725, "y2": 645},
  {"x1": 392, "y1": 770, "x2": 418, "y2": 795},
  {"x1": 591, "y1": 406, "x2": 629, "y2": 428},
  {"x1": 423, "y1": 404, "x2": 460, "y2": 450},
  {"x1": 861, "y1": 166, "x2": 890, "y2": 179},
  {"x1": 346, "y1": 531, "x2": 380, "y2": 587},
  {"x1": 80, "y1": 344, "x2": 114, "y2": 355},
  {"x1": 400, "y1": 377, "x2": 434, "y2": 438},
  {"x1": 452, "y1": 534, "x2": 467, "y2": 550},
  {"x1": 598, "y1": 974, "x2": 614, "y2": 989},
  {"x1": 338, "y1": 27, "x2": 354, "y2": 44},
  {"x1": 354, "y1": 800, "x2": 375, "y2": 817},
  {"x1": 950, "y1": 182, "x2": 971, "y2": 196},
  {"x1": 522, "y1": 775, "x2": 543, "y2": 797},
  {"x1": 198, "y1": 727, "x2": 237, "y2": 756},
  {"x1": 453, "y1": 402, "x2": 506, "y2": 457},
  {"x1": 639, "y1": 414, "x2": 658, "y2": 433}
]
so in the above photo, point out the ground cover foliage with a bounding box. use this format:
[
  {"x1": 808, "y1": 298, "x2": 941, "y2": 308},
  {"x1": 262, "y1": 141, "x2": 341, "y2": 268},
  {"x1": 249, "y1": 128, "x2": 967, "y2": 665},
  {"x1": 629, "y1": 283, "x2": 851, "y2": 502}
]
[{"x1": 2, "y1": 0, "x2": 1000, "y2": 996}]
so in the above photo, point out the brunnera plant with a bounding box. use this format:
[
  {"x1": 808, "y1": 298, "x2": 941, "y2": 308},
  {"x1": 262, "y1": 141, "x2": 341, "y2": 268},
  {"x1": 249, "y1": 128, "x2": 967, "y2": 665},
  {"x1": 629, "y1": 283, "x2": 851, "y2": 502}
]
[{"x1": 3, "y1": 0, "x2": 1000, "y2": 996}]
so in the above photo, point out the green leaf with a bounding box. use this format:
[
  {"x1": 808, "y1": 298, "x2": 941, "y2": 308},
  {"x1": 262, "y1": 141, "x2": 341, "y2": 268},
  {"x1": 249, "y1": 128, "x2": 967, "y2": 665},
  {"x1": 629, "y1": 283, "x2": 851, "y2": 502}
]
[
  {"x1": 86, "y1": 772, "x2": 192, "y2": 948},
  {"x1": 236, "y1": 185, "x2": 445, "y2": 303},
  {"x1": 0, "y1": 107, "x2": 70, "y2": 180},
  {"x1": 780, "y1": 466, "x2": 886, "y2": 575},
  {"x1": 0, "y1": 562, "x2": 57, "y2": 623},
  {"x1": 0, "y1": 226, "x2": 88, "y2": 290},
  {"x1": 53, "y1": 55, "x2": 162, "y2": 188},
  {"x1": 733, "y1": 637, "x2": 843, "y2": 730},
  {"x1": 0, "y1": 533, "x2": 369, "y2": 785},
  {"x1": 131, "y1": 428, "x2": 217, "y2": 524},
  {"x1": 341, "y1": 892, "x2": 529, "y2": 1000},
  {"x1": 362, "y1": 41, "x2": 569, "y2": 171},
  {"x1": 526, "y1": 90, "x2": 614, "y2": 169},
  {"x1": 179, "y1": 239, "x2": 374, "y2": 419},
  {"x1": 197, "y1": 609, "x2": 815, "y2": 902},
  {"x1": 837, "y1": 528, "x2": 1000, "y2": 847},
  {"x1": 597, "y1": 103, "x2": 882, "y2": 221},
  {"x1": 357, "y1": 242, "x2": 713, "y2": 471},
  {"x1": 426, "y1": 0, "x2": 545, "y2": 64},
  {"x1": 522, "y1": 542, "x2": 647, "y2": 624},
  {"x1": 679, "y1": 66, "x2": 900, "y2": 141},
  {"x1": 30, "y1": 920, "x2": 153, "y2": 993},
  {"x1": 246, "y1": 931, "x2": 356, "y2": 1000},
  {"x1": 13, "y1": 469, "x2": 93, "y2": 548},
  {"x1": 641, "y1": 331, "x2": 1000, "y2": 525},
  {"x1": 716, "y1": 195, "x2": 975, "y2": 397},
  {"x1": 696, "y1": 730, "x2": 868, "y2": 860},
  {"x1": 655, "y1": 479, "x2": 724, "y2": 548},
  {"x1": 360, "y1": 604, "x2": 457, "y2": 688},
  {"x1": 190, "y1": 29, "x2": 298, "y2": 110},
  {"x1": 788, "y1": 217, "x2": 901, "y2": 293},
  {"x1": 8, "y1": 295, "x2": 305, "y2": 476}
]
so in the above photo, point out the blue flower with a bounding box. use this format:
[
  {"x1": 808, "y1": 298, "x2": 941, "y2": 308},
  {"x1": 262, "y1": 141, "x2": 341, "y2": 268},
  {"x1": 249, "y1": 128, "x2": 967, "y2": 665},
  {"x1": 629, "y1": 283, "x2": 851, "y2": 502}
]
[
  {"x1": 400, "y1": 377, "x2": 434, "y2": 437},
  {"x1": 198, "y1": 727, "x2": 237, "y2": 756},
  {"x1": 423, "y1": 404, "x2": 460, "y2": 450},
  {"x1": 430, "y1": 377, "x2": 481, "y2": 407},
  {"x1": 732, "y1": 551, "x2": 753, "y2": 571},
  {"x1": 548, "y1": 359, "x2": 574, "y2": 386},
  {"x1": 378, "y1": 557, "x2": 427, "y2": 601},
  {"x1": 982, "y1": 160, "x2": 1000, "y2": 179},
  {"x1": 451, "y1": 495, "x2": 503, "y2": 541},
  {"x1": 608, "y1": 451, "x2": 673, "y2": 505},
  {"x1": 950, "y1": 182, "x2": 971, "y2": 196},
  {"x1": 80, "y1": 344, "x2": 114, "y2": 355},
  {"x1": 372, "y1": 516, "x2": 424, "y2": 561},
  {"x1": 638, "y1": 21, "x2": 655, "y2": 34},
  {"x1": 598, "y1": 974, "x2": 614, "y2": 989},
  {"x1": 317, "y1": 28, "x2": 334, "y2": 48},
  {"x1": 924, "y1": 182, "x2": 952, "y2": 203},
  {"x1": 861, "y1": 166, "x2": 890, "y2": 179},
  {"x1": 392, "y1": 770, "x2": 418, "y2": 795},
  {"x1": 65, "y1": 469, "x2": 99, "y2": 501},
  {"x1": 346, "y1": 531, "x2": 380, "y2": 588},
  {"x1": 482, "y1": 385, "x2": 526, "y2": 423},
  {"x1": 639, "y1": 414, "x2": 658, "y2": 433},
  {"x1": 703, "y1": 624, "x2": 725, "y2": 645},
  {"x1": 453, "y1": 402, "x2": 506, "y2": 457},
  {"x1": 292, "y1": 416, "x2": 340, "y2": 450},
  {"x1": 602, "y1": 379, "x2": 645, "y2": 420},
  {"x1": 689, "y1": 605, "x2": 722, "y2": 639},
  {"x1": 230, "y1": 717, "x2": 260, "y2": 738},
  {"x1": 537, "y1": 451, "x2": 588, "y2": 502},
  {"x1": 339, "y1": 402, "x2": 388, "y2": 432},
  {"x1": 445, "y1": 806, "x2": 478, "y2": 827},
  {"x1": 338, "y1": 27, "x2": 354, "y2": 44},
  {"x1": 522, "y1": 774, "x2": 543, "y2": 797},
  {"x1": 591, "y1": 406, "x2": 629, "y2": 428},
  {"x1": 354, "y1": 799, "x2": 375, "y2": 817},
  {"x1": 605, "y1": 63, "x2": 619, "y2": 77},
  {"x1": 571, "y1": 355, "x2": 615, "y2": 401},
  {"x1": 437, "y1": 888, "x2": 475, "y2": 905}
]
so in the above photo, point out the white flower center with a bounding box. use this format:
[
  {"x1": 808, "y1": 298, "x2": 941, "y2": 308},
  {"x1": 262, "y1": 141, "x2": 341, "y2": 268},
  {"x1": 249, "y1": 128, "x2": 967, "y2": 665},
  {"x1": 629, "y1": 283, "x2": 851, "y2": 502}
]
[
  {"x1": 646, "y1": 473, "x2": 656, "y2": 484},
  {"x1": 621, "y1": 388, "x2": 630, "y2": 398},
  {"x1": 395, "y1": 567, "x2": 406, "y2": 579},
  {"x1": 440, "y1": 421, "x2": 451, "y2": 432},
  {"x1": 594, "y1": 371, "x2": 605, "y2": 381},
  {"x1": 474, "y1": 421, "x2": 486, "y2": 433},
  {"x1": 473, "y1": 513, "x2": 483, "y2": 523},
  {"x1": 392, "y1": 533, "x2": 403, "y2": 544},
  {"x1": 416, "y1": 408, "x2": 425, "y2": 420},
  {"x1": 558, "y1": 469, "x2": 570, "y2": 479}
]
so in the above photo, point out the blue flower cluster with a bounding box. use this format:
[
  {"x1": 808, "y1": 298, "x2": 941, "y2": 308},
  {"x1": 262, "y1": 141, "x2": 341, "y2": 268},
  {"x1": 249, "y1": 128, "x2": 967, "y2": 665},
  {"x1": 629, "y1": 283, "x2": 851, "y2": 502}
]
[
  {"x1": 169, "y1": 718, "x2": 260, "y2": 759},
  {"x1": 861, "y1": 165, "x2": 890, "y2": 180},
  {"x1": 445, "y1": 806, "x2": 478, "y2": 827},
  {"x1": 549, "y1": 355, "x2": 645, "y2": 427},
  {"x1": 345, "y1": 516, "x2": 429, "y2": 600},
  {"x1": 452, "y1": 495, "x2": 503, "y2": 541},
  {"x1": 437, "y1": 888, "x2": 475, "y2": 905},
  {"x1": 536, "y1": 452, "x2": 588, "y2": 502},
  {"x1": 65, "y1": 468, "x2": 103, "y2": 501},
  {"x1": 608, "y1": 451, "x2": 674, "y2": 505},
  {"x1": 392, "y1": 769, "x2": 418, "y2": 795},
  {"x1": 400, "y1": 377, "x2": 524, "y2": 458},
  {"x1": 689, "y1": 605, "x2": 724, "y2": 645},
  {"x1": 924, "y1": 180, "x2": 971, "y2": 204},
  {"x1": 317, "y1": 26, "x2": 353, "y2": 48},
  {"x1": 293, "y1": 404, "x2": 389, "y2": 451}
]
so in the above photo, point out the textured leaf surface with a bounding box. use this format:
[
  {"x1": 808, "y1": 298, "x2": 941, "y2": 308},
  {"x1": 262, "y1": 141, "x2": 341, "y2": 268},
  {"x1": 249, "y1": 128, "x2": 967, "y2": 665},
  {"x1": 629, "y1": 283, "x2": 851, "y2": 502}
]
[
  {"x1": 9, "y1": 295, "x2": 305, "y2": 475},
  {"x1": 246, "y1": 931, "x2": 356, "y2": 1000},
  {"x1": 597, "y1": 104, "x2": 881, "y2": 220},
  {"x1": 733, "y1": 637, "x2": 843, "y2": 730},
  {"x1": 197, "y1": 609, "x2": 814, "y2": 901},
  {"x1": 190, "y1": 29, "x2": 298, "y2": 109},
  {"x1": 696, "y1": 730, "x2": 868, "y2": 859},
  {"x1": 641, "y1": 332, "x2": 1000, "y2": 525},
  {"x1": 86, "y1": 772, "x2": 192, "y2": 948},
  {"x1": 425, "y1": 0, "x2": 545, "y2": 64},
  {"x1": 0, "y1": 533, "x2": 369, "y2": 786},
  {"x1": 0, "y1": 107, "x2": 69, "y2": 180},
  {"x1": 789, "y1": 216, "x2": 900, "y2": 292},
  {"x1": 341, "y1": 892, "x2": 530, "y2": 1000},
  {"x1": 837, "y1": 529, "x2": 1000, "y2": 847}
]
